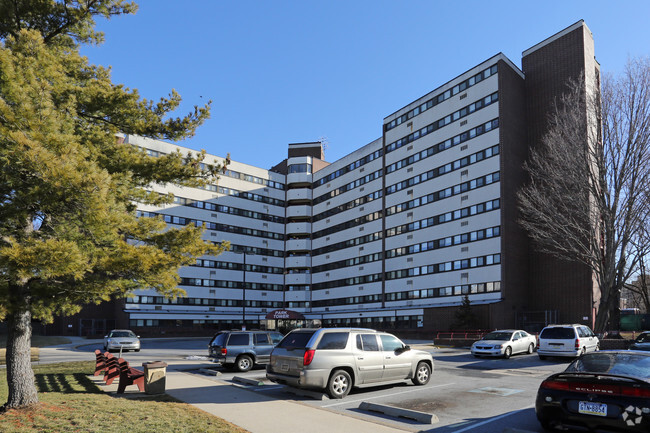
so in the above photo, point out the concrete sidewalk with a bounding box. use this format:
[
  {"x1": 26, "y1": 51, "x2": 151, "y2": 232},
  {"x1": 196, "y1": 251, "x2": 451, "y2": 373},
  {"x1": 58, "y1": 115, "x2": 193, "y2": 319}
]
[{"x1": 91, "y1": 362, "x2": 409, "y2": 433}]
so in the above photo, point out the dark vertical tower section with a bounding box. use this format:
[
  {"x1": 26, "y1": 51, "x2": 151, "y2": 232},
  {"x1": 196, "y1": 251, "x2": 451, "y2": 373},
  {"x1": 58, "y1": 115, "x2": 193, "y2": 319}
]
[
  {"x1": 494, "y1": 59, "x2": 528, "y2": 328},
  {"x1": 521, "y1": 20, "x2": 599, "y2": 327}
]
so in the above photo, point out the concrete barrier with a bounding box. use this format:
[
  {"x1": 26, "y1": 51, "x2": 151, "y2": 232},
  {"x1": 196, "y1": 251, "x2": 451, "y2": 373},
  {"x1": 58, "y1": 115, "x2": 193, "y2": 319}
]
[
  {"x1": 232, "y1": 376, "x2": 264, "y2": 386},
  {"x1": 359, "y1": 401, "x2": 439, "y2": 424}
]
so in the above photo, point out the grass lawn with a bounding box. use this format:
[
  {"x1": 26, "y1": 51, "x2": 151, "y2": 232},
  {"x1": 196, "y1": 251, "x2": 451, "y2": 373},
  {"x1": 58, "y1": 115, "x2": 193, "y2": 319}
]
[
  {"x1": 0, "y1": 361, "x2": 248, "y2": 433},
  {"x1": 0, "y1": 335, "x2": 72, "y2": 365},
  {"x1": 0, "y1": 335, "x2": 72, "y2": 348}
]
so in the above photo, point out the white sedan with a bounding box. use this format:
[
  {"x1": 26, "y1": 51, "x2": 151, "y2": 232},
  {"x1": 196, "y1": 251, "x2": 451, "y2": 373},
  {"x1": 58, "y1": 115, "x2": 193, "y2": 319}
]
[{"x1": 471, "y1": 329, "x2": 537, "y2": 359}]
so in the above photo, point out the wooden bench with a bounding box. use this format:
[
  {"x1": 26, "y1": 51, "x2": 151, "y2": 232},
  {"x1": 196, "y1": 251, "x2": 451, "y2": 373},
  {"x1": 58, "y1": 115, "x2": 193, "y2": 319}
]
[
  {"x1": 94, "y1": 349, "x2": 107, "y2": 376},
  {"x1": 116, "y1": 358, "x2": 145, "y2": 394},
  {"x1": 103, "y1": 353, "x2": 120, "y2": 385}
]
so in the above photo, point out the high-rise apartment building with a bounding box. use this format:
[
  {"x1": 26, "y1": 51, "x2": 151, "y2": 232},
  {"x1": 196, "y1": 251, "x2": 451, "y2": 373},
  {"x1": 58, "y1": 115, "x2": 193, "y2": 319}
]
[{"x1": 57, "y1": 21, "x2": 600, "y2": 337}]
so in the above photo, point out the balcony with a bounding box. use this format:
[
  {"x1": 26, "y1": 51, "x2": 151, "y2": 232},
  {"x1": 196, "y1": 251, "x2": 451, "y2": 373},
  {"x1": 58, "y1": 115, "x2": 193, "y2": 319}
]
[
  {"x1": 286, "y1": 205, "x2": 311, "y2": 219},
  {"x1": 285, "y1": 273, "x2": 311, "y2": 285},
  {"x1": 286, "y1": 188, "x2": 312, "y2": 202},
  {"x1": 285, "y1": 291, "x2": 311, "y2": 302},
  {"x1": 287, "y1": 172, "x2": 312, "y2": 186},
  {"x1": 286, "y1": 238, "x2": 311, "y2": 251},
  {"x1": 286, "y1": 256, "x2": 311, "y2": 269},
  {"x1": 286, "y1": 222, "x2": 311, "y2": 235}
]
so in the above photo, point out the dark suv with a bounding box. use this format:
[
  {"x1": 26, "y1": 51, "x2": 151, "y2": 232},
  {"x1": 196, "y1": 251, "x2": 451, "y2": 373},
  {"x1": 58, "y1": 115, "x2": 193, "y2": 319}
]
[{"x1": 208, "y1": 330, "x2": 283, "y2": 372}]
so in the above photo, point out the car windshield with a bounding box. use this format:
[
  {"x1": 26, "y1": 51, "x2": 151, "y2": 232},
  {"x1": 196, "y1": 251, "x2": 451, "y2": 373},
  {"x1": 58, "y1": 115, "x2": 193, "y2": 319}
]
[
  {"x1": 540, "y1": 327, "x2": 575, "y2": 339},
  {"x1": 635, "y1": 333, "x2": 650, "y2": 343},
  {"x1": 483, "y1": 332, "x2": 512, "y2": 341},
  {"x1": 110, "y1": 331, "x2": 135, "y2": 338},
  {"x1": 565, "y1": 352, "x2": 650, "y2": 379}
]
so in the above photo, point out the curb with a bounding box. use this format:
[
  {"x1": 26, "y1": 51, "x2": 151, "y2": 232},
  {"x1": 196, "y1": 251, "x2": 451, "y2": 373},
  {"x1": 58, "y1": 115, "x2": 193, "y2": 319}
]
[
  {"x1": 199, "y1": 368, "x2": 222, "y2": 376},
  {"x1": 281, "y1": 386, "x2": 329, "y2": 400},
  {"x1": 232, "y1": 376, "x2": 265, "y2": 386},
  {"x1": 359, "y1": 401, "x2": 439, "y2": 424}
]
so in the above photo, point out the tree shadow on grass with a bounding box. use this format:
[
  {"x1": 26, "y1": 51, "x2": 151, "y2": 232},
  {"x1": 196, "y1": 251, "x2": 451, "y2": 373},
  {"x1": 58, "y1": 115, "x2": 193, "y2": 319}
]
[{"x1": 34, "y1": 373, "x2": 102, "y2": 394}]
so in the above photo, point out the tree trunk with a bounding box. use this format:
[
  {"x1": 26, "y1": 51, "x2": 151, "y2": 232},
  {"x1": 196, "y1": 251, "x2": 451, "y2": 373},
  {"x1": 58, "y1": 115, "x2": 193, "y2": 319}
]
[
  {"x1": 2, "y1": 308, "x2": 39, "y2": 410},
  {"x1": 594, "y1": 286, "x2": 619, "y2": 334}
]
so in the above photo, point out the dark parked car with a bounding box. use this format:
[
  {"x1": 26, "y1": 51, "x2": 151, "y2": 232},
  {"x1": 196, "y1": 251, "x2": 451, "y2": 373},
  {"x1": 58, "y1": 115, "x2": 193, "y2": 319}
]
[
  {"x1": 536, "y1": 351, "x2": 650, "y2": 432},
  {"x1": 208, "y1": 330, "x2": 283, "y2": 372},
  {"x1": 629, "y1": 331, "x2": 650, "y2": 351}
]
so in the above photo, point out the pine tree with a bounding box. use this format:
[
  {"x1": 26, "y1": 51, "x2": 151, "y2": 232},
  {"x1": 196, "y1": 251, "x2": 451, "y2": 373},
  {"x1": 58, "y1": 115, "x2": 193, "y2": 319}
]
[
  {"x1": 453, "y1": 294, "x2": 476, "y2": 330},
  {"x1": 0, "y1": 1, "x2": 229, "y2": 410}
]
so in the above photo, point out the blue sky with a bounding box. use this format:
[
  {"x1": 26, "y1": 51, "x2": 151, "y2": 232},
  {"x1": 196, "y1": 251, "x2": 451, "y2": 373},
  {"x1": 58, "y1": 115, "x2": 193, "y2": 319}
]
[{"x1": 82, "y1": 0, "x2": 650, "y2": 169}]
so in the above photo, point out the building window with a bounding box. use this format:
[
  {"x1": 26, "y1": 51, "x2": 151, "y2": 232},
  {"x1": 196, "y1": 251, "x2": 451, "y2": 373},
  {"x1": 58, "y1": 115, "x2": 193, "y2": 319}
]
[{"x1": 289, "y1": 163, "x2": 312, "y2": 174}]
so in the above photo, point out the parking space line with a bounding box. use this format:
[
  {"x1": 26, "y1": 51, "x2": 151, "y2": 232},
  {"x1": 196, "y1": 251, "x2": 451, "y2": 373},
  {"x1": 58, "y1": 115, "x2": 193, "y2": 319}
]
[
  {"x1": 449, "y1": 404, "x2": 534, "y2": 433},
  {"x1": 322, "y1": 382, "x2": 456, "y2": 407}
]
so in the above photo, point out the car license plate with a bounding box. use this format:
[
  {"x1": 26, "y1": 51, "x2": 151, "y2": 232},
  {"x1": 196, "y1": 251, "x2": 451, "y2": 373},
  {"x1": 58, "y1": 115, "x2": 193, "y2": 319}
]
[
  {"x1": 578, "y1": 401, "x2": 607, "y2": 417},
  {"x1": 281, "y1": 363, "x2": 289, "y2": 372}
]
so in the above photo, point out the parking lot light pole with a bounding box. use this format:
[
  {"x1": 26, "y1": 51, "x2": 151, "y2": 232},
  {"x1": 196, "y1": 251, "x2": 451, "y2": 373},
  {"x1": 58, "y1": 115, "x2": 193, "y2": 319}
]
[{"x1": 235, "y1": 250, "x2": 254, "y2": 330}]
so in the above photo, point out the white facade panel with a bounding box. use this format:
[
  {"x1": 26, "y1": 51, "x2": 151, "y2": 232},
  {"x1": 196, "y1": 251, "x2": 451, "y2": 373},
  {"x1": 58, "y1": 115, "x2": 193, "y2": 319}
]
[{"x1": 286, "y1": 188, "x2": 312, "y2": 201}]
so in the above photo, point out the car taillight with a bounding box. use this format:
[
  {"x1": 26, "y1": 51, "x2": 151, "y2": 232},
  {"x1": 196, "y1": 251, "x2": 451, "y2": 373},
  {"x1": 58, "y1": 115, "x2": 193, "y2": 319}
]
[
  {"x1": 540, "y1": 379, "x2": 571, "y2": 391},
  {"x1": 221, "y1": 348, "x2": 227, "y2": 356},
  {"x1": 620, "y1": 386, "x2": 650, "y2": 398},
  {"x1": 303, "y1": 349, "x2": 315, "y2": 366},
  {"x1": 542, "y1": 380, "x2": 650, "y2": 397},
  {"x1": 575, "y1": 338, "x2": 580, "y2": 350}
]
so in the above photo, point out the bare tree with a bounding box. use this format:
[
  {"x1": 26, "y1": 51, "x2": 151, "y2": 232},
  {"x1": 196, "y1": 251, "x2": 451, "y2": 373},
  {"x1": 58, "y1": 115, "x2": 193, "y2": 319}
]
[
  {"x1": 518, "y1": 58, "x2": 650, "y2": 333},
  {"x1": 623, "y1": 273, "x2": 649, "y2": 313}
]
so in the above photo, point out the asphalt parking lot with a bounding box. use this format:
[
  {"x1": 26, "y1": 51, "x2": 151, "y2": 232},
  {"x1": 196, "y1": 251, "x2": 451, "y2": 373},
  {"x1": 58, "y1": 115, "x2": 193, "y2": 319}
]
[
  {"x1": 50, "y1": 338, "x2": 572, "y2": 432},
  {"x1": 207, "y1": 347, "x2": 571, "y2": 432}
]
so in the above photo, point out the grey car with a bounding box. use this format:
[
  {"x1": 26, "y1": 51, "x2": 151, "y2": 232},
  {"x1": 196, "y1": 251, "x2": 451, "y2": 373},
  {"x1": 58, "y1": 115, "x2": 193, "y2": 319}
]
[
  {"x1": 471, "y1": 329, "x2": 537, "y2": 358},
  {"x1": 103, "y1": 329, "x2": 141, "y2": 352},
  {"x1": 266, "y1": 328, "x2": 434, "y2": 398},
  {"x1": 208, "y1": 330, "x2": 283, "y2": 372}
]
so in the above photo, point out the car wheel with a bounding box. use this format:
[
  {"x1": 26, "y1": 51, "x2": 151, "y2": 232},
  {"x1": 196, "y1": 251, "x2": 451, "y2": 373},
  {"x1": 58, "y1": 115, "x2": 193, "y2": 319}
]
[
  {"x1": 527, "y1": 343, "x2": 535, "y2": 354},
  {"x1": 503, "y1": 346, "x2": 512, "y2": 359},
  {"x1": 235, "y1": 355, "x2": 253, "y2": 372},
  {"x1": 135, "y1": 349, "x2": 140, "y2": 352},
  {"x1": 412, "y1": 362, "x2": 431, "y2": 386},
  {"x1": 327, "y1": 369, "x2": 352, "y2": 399},
  {"x1": 595, "y1": 343, "x2": 600, "y2": 352},
  {"x1": 580, "y1": 347, "x2": 586, "y2": 356}
]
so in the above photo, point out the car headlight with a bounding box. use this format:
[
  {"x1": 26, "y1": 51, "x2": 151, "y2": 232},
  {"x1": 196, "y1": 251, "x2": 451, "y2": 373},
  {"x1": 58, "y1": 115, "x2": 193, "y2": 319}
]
[{"x1": 496, "y1": 345, "x2": 503, "y2": 349}]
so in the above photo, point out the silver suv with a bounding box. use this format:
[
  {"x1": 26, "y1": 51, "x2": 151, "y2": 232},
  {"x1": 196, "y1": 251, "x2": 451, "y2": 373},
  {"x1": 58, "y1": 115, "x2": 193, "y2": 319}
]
[
  {"x1": 208, "y1": 330, "x2": 283, "y2": 372},
  {"x1": 537, "y1": 324, "x2": 599, "y2": 360},
  {"x1": 266, "y1": 328, "x2": 434, "y2": 398}
]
